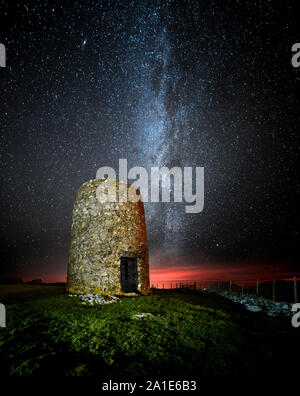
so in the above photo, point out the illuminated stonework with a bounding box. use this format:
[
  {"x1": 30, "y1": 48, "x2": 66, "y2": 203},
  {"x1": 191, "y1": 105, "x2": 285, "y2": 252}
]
[{"x1": 67, "y1": 178, "x2": 150, "y2": 295}]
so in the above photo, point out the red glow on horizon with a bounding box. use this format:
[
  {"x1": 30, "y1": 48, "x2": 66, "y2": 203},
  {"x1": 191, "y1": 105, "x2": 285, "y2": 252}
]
[
  {"x1": 149, "y1": 262, "x2": 298, "y2": 284},
  {"x1": 4, "y1": 255, "x2": 298, "y2": 285}
]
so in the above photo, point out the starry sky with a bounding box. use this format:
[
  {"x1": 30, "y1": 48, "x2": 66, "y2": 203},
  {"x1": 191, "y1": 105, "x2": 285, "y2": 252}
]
[{"x1": 0, "y1": 0, "x2": 299, "y2": 282}]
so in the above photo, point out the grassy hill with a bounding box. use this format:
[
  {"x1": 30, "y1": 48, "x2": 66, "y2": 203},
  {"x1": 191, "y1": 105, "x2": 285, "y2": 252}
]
[{"x1": 0, "y1": 284, "x2": 298, "y2": 377}]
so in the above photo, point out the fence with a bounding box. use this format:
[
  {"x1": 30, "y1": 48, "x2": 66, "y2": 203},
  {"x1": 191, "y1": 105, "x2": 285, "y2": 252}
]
[{"x1": 150, "y1": 276, "x2": 299, "y2": 303}]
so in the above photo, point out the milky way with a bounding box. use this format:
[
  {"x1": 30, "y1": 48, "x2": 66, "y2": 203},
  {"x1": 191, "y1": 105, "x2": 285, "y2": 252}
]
[{"x1": 0, "y1": 1, "x2": 298, "y2": 280}]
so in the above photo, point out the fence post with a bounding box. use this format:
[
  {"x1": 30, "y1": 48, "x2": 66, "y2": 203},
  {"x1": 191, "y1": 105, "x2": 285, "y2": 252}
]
[
  {"x1": 229, "y1": 280, "x2": 232, "y2": 295},
  {"x1": 217, "y1": 280, "x2": 220, "y2": 289},
  {"x1": 256, "y1": 278, "x2": 259, "y2": 296},
  {"x1": 241, "y1": 281, "x2": 244, "y2": 296},
  {"x1": 294, "y1": 276, "x2": 298, "y2": 303},
  {"x1": 272, "y1": 280, "x2": 276, "y2": 301}
]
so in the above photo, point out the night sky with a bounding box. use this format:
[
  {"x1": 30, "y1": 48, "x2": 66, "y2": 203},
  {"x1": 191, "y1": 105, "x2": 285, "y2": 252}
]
[{"x1": 0, "y1": 0, "x2": 299, "y2": 282}]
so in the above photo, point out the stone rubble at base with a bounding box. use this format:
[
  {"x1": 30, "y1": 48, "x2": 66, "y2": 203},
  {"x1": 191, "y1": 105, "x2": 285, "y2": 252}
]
[{"x1": 69, "y1": 293, "x2": 120, "y2": 305}]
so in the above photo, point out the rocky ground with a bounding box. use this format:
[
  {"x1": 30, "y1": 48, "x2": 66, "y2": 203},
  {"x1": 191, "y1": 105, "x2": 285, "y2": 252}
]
[
  {"x1": 71, "y1": 290, "x2": 296, "y2": 317},
  {"x1": 212, "y1": 290, "x2": 295, "y2": 317}
]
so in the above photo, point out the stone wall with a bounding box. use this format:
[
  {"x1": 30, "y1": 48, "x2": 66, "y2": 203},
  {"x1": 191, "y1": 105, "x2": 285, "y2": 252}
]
[{"x1": 67, "y1": 178, "x2": 150, "y2": 295}]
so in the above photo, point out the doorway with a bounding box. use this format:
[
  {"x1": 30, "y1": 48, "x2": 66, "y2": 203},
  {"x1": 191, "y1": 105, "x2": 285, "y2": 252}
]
[{"x1": 121, "y1": 257, "x2": 138, "y2": 293}]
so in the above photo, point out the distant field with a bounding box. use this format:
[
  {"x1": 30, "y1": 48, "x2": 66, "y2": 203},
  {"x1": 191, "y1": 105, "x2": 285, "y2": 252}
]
[{"x1": 0, "y1": 285, "x2": 298, "y2": 377}]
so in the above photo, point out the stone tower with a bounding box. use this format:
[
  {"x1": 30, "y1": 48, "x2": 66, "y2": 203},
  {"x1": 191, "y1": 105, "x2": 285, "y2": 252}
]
[{"x1": 67, "y1": 178, "x2": 150, "y2": 295}]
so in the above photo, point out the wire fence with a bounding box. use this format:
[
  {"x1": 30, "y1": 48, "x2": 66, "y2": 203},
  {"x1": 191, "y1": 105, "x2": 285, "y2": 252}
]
[{"x1": 150, "y1": 276, "x2": 299, "y2": 303}]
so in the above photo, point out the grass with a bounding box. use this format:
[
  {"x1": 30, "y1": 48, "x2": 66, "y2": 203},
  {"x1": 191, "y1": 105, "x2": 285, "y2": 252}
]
[{"x1": 0, "y1": 284, "x2": 298, "y2": 377}]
